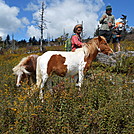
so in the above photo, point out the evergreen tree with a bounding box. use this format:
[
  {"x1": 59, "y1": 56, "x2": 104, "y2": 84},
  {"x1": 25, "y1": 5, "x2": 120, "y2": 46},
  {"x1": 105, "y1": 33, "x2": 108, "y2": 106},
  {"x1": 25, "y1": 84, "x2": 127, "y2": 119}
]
[
  {"x1": 5, "y1": 34, "x2": 11, "y2": 48},
  {"x1": 29, "y1": 37, "x2": 32, "y2": 46},
  {"x1": 33, "y1": 36, "x2": 37, "y2": 45}
]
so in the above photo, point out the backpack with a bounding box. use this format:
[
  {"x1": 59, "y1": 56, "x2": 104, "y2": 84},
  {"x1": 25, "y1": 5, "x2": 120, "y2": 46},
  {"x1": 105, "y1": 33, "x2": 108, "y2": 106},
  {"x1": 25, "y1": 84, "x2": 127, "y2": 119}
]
[
  {"x1": 65, "y1": 38, "x2": 72, "y2": 51},
  {"x1": 115, "y1": 22, "x2": 124, "y2": 30},
  {"x1": 65, "y1": 34, "x2": 76, "y2": 51}
]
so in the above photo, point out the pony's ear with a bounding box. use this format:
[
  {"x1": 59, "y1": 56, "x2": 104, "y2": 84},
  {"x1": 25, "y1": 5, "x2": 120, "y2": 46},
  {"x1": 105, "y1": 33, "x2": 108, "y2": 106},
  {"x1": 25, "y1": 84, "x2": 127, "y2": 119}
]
[
  {"x1": 98, "y1": 36, "x2": 102, "y2": 42},
  {"x1": 23, "y1": 65, "x2": 31, "y2": 75}
]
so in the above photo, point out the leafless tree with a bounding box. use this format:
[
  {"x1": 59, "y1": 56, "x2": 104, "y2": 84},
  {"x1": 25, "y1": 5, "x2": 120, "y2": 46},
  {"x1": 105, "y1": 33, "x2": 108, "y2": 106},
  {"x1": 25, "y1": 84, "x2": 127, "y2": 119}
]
[{"x1": 37, "y1": 2, "x2": 47, "y2": 52}]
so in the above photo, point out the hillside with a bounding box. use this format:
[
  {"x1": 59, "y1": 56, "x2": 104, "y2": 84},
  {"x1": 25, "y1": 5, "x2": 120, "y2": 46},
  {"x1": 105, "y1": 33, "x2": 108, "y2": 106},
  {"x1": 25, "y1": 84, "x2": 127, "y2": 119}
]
[{"x1": 0, "y1": 36, "x2": 134, "y2": 133}]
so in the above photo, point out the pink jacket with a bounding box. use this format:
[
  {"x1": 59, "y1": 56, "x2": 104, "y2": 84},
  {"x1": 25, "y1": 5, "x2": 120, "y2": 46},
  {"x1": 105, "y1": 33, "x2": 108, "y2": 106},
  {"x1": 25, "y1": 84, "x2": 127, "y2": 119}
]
[{"x1": 71, "y1": 34, "x2": 83, "y2": 51}]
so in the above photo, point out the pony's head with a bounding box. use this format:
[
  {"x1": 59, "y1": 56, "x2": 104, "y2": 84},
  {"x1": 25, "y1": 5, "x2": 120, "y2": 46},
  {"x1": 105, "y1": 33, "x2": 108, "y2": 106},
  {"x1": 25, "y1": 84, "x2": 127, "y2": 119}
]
[
  {"x1": 92, "y1": 36, "x2": 113, "y2": 55},
  {"x1": 12, "y1": 64, "x2": 30, "y2": 87},
  {"x1": 12, "y1": 55, "x2": 38, "y2": 87}
]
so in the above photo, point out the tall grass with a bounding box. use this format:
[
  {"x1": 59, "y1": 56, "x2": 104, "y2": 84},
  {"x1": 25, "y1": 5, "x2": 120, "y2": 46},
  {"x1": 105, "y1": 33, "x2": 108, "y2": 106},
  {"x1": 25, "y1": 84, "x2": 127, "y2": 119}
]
[{"x1": 0, "y1": 43, "x2": 134, "y2": 133}]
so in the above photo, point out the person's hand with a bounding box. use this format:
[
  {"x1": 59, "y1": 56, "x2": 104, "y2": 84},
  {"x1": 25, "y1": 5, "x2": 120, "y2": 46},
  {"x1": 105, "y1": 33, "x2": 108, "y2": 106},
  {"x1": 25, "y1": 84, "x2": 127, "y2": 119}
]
[
  {"x1": 81, "y1": 43, "x2": 86, "y2": 46},
  {"x1": 103, "y1": 15, "x2": 107, "y2": 19},
  {"x1": 116, "y1": 35, "x2": 121, "y2": 37},
  {"x1": 108, "y1": 22, "x2": 112, "y2": 27}
]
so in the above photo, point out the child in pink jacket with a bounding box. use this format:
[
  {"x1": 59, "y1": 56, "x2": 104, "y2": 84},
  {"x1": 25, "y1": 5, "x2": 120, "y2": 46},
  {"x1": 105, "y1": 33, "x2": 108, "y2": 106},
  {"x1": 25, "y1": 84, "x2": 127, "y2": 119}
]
[{"x1": 71, "y1": 24, "x2": 85, "y2": 52}]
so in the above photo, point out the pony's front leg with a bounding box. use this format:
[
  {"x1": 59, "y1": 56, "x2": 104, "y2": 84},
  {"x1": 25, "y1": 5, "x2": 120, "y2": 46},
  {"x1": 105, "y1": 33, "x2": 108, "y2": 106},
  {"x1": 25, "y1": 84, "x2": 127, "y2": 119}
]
[
  {"x1": 39, "y1": 88, "x2": 44, "y2": 102},
  {"x1": 36, "y1": 77, "x2": 43, "y2": 101},
  {"x1": 77, "y1": 69, "x2": 84, "y2": 91},
  {"x1": 39, "y1": 74, "x2": 48, "y2": 102}
]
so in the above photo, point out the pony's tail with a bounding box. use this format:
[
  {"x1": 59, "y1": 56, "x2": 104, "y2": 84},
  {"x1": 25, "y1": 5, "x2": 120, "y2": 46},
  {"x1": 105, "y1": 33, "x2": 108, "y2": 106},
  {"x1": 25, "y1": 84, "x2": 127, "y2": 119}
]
[{"x1": 36, "y1": 56, "x2": 42, "y2": 88}]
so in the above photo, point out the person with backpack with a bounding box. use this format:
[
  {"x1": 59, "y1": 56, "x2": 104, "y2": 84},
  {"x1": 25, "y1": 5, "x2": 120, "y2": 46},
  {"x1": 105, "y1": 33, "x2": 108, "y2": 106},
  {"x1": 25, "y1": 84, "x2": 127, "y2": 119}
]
[
  {"x1": 99, "y1": 5, "x2": 115, "y2": 43},
  {"x1": 71, "y1": 24, "x2": 86, "y2": 52},
  {"x1": 112, "y1": 22, "x2": 124, "y2": 52}
]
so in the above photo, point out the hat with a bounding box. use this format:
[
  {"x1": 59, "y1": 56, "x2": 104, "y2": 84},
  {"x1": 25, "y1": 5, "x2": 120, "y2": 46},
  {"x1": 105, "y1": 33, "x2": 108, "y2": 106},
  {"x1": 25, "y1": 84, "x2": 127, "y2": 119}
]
[
  {"x1": 73, "y1": 24, "x2": 83, "y2": 33},
  {"x1": 106, "y1": 5, "x2": 112, "y2": 11}
]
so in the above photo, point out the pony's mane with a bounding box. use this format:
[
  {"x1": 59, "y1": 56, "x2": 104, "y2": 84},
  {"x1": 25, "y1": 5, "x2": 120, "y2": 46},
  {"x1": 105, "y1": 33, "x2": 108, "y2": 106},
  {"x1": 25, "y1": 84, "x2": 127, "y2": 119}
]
[
  {"x1": 74, "y1": 44, "x2": 92, "y2": 58},
  {"x1": 12, "y1": 56, "x2": 31, "y2": 75},
  {"x1": 18, "y1": 57, "x2": 29, "y2": 66},
  {"x1": 82, "y1": 37, "x2": 100, "y2": 58},
  {"x1": 86, "y1": 36, "x2": 105, "y2": 53},
  {"x1": 75, "y1": 36, "x2": 106, "y2": 58}
]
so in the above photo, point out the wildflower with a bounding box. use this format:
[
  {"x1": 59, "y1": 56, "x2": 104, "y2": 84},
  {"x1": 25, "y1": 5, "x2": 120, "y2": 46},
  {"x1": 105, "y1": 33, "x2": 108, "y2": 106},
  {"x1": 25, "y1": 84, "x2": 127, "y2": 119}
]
[
  {"x1": 10, "y1": 108, "x2": 17, "y2": 112},
  {"x1": 87, "y1": 112, "x2": 90, "y2": 115},
  {"x1": 10, "y1": 127, "x2": 13, "y2": 130},
  {"x1": 31, "y1": 113, "x2": 37, "y2": 116},
  {"x1": 34, "y1": 105, "x2": 42, "y2": 109},
  {"x1": 4, "y1": 84, "x2": 8, "y2": 87},
  {"x1": 84, "y1": 125, "x2": 88, "y2": 128}
]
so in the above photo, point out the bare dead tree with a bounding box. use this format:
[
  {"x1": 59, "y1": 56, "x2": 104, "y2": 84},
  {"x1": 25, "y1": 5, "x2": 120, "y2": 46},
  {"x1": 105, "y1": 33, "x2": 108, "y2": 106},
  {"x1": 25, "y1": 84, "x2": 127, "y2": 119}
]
[{"x1": 37, "y1": 2, "x2": 47, "y2": 52}]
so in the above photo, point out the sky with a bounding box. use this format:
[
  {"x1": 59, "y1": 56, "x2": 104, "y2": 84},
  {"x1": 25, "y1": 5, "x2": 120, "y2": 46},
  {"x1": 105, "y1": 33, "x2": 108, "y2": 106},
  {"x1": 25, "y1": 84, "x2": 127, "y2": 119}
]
[{"x1": 0, "y1": 0, "x2": 133, "y2": 41}]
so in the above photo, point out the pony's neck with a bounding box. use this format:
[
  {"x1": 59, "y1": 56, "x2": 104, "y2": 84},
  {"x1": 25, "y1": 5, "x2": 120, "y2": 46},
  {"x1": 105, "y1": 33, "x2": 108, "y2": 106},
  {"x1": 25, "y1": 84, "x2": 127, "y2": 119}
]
[{"x1": 84, "y1": 42, "x2": 99, "y2": 58}]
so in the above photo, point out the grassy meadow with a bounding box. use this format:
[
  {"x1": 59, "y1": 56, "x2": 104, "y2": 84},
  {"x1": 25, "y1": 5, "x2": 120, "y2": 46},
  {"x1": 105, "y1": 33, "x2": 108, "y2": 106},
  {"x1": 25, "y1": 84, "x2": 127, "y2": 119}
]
[{"x1": 0, "y1": 41, "x2": 134, "y2": 134}]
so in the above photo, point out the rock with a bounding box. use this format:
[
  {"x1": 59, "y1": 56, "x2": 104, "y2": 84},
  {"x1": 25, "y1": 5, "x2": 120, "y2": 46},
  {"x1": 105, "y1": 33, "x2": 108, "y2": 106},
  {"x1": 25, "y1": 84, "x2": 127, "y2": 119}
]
[{"x1": 95, "y1": 51, "x2": 134, "y2": 66}]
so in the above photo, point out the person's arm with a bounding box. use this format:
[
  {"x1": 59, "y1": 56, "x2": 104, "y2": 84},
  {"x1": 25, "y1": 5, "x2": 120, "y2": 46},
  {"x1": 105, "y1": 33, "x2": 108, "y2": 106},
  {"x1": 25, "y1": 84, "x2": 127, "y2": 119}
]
[
  {"x1": 99, "y1": 14, "x2": 107, "y2": 24},
  {"x1": 112, "y1": 15, "x2": 115, "y2": 28}
]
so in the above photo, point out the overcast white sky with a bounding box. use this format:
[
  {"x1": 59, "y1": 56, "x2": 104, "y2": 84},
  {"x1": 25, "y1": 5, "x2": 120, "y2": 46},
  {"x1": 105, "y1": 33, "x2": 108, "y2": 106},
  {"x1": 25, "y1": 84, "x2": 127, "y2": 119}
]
[{"x1": 0, "y1": 0, "x2": 133, "y2": 41}]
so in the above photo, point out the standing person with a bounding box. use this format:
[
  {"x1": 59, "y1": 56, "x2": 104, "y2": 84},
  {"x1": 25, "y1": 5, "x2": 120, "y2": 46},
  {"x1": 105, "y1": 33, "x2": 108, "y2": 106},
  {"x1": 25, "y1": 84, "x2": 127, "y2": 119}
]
[
  {"x1": 99, "y1": 5, "x2": 115, "y2": 43},
  {"x1": 112, "y1": 22, "x2": 123, "y2": 52},
  {"x1": 71, "y1": 24, "x2": 85, "y2": 52}
]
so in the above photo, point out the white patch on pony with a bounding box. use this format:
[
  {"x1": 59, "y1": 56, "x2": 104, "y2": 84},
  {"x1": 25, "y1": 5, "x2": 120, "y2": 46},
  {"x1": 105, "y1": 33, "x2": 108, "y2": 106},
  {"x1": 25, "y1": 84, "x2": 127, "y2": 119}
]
[{"x1": 97, "y1": 47, "x2": 101, "y2": 52}]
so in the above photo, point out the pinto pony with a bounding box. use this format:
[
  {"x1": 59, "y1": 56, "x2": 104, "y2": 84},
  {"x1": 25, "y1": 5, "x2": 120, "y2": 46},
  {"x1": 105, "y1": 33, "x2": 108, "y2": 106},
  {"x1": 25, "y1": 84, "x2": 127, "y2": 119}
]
[
  {"x1": 12, "y1": 55, "x2": 39, "y2": 87},
  {"x1": 36, "y1": 36, "x2": 113, "y2": 100}
]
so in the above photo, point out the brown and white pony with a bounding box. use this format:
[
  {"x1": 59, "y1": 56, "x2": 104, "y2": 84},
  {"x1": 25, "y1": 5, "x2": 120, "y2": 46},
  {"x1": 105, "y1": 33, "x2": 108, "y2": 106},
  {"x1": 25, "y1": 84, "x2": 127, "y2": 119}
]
[
  {"x1": 36, "y1": 36, "x2": 113, "y2": 100},
  {"x1": 12, "y1": 55, "x2": 39, "y2": 87}
]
